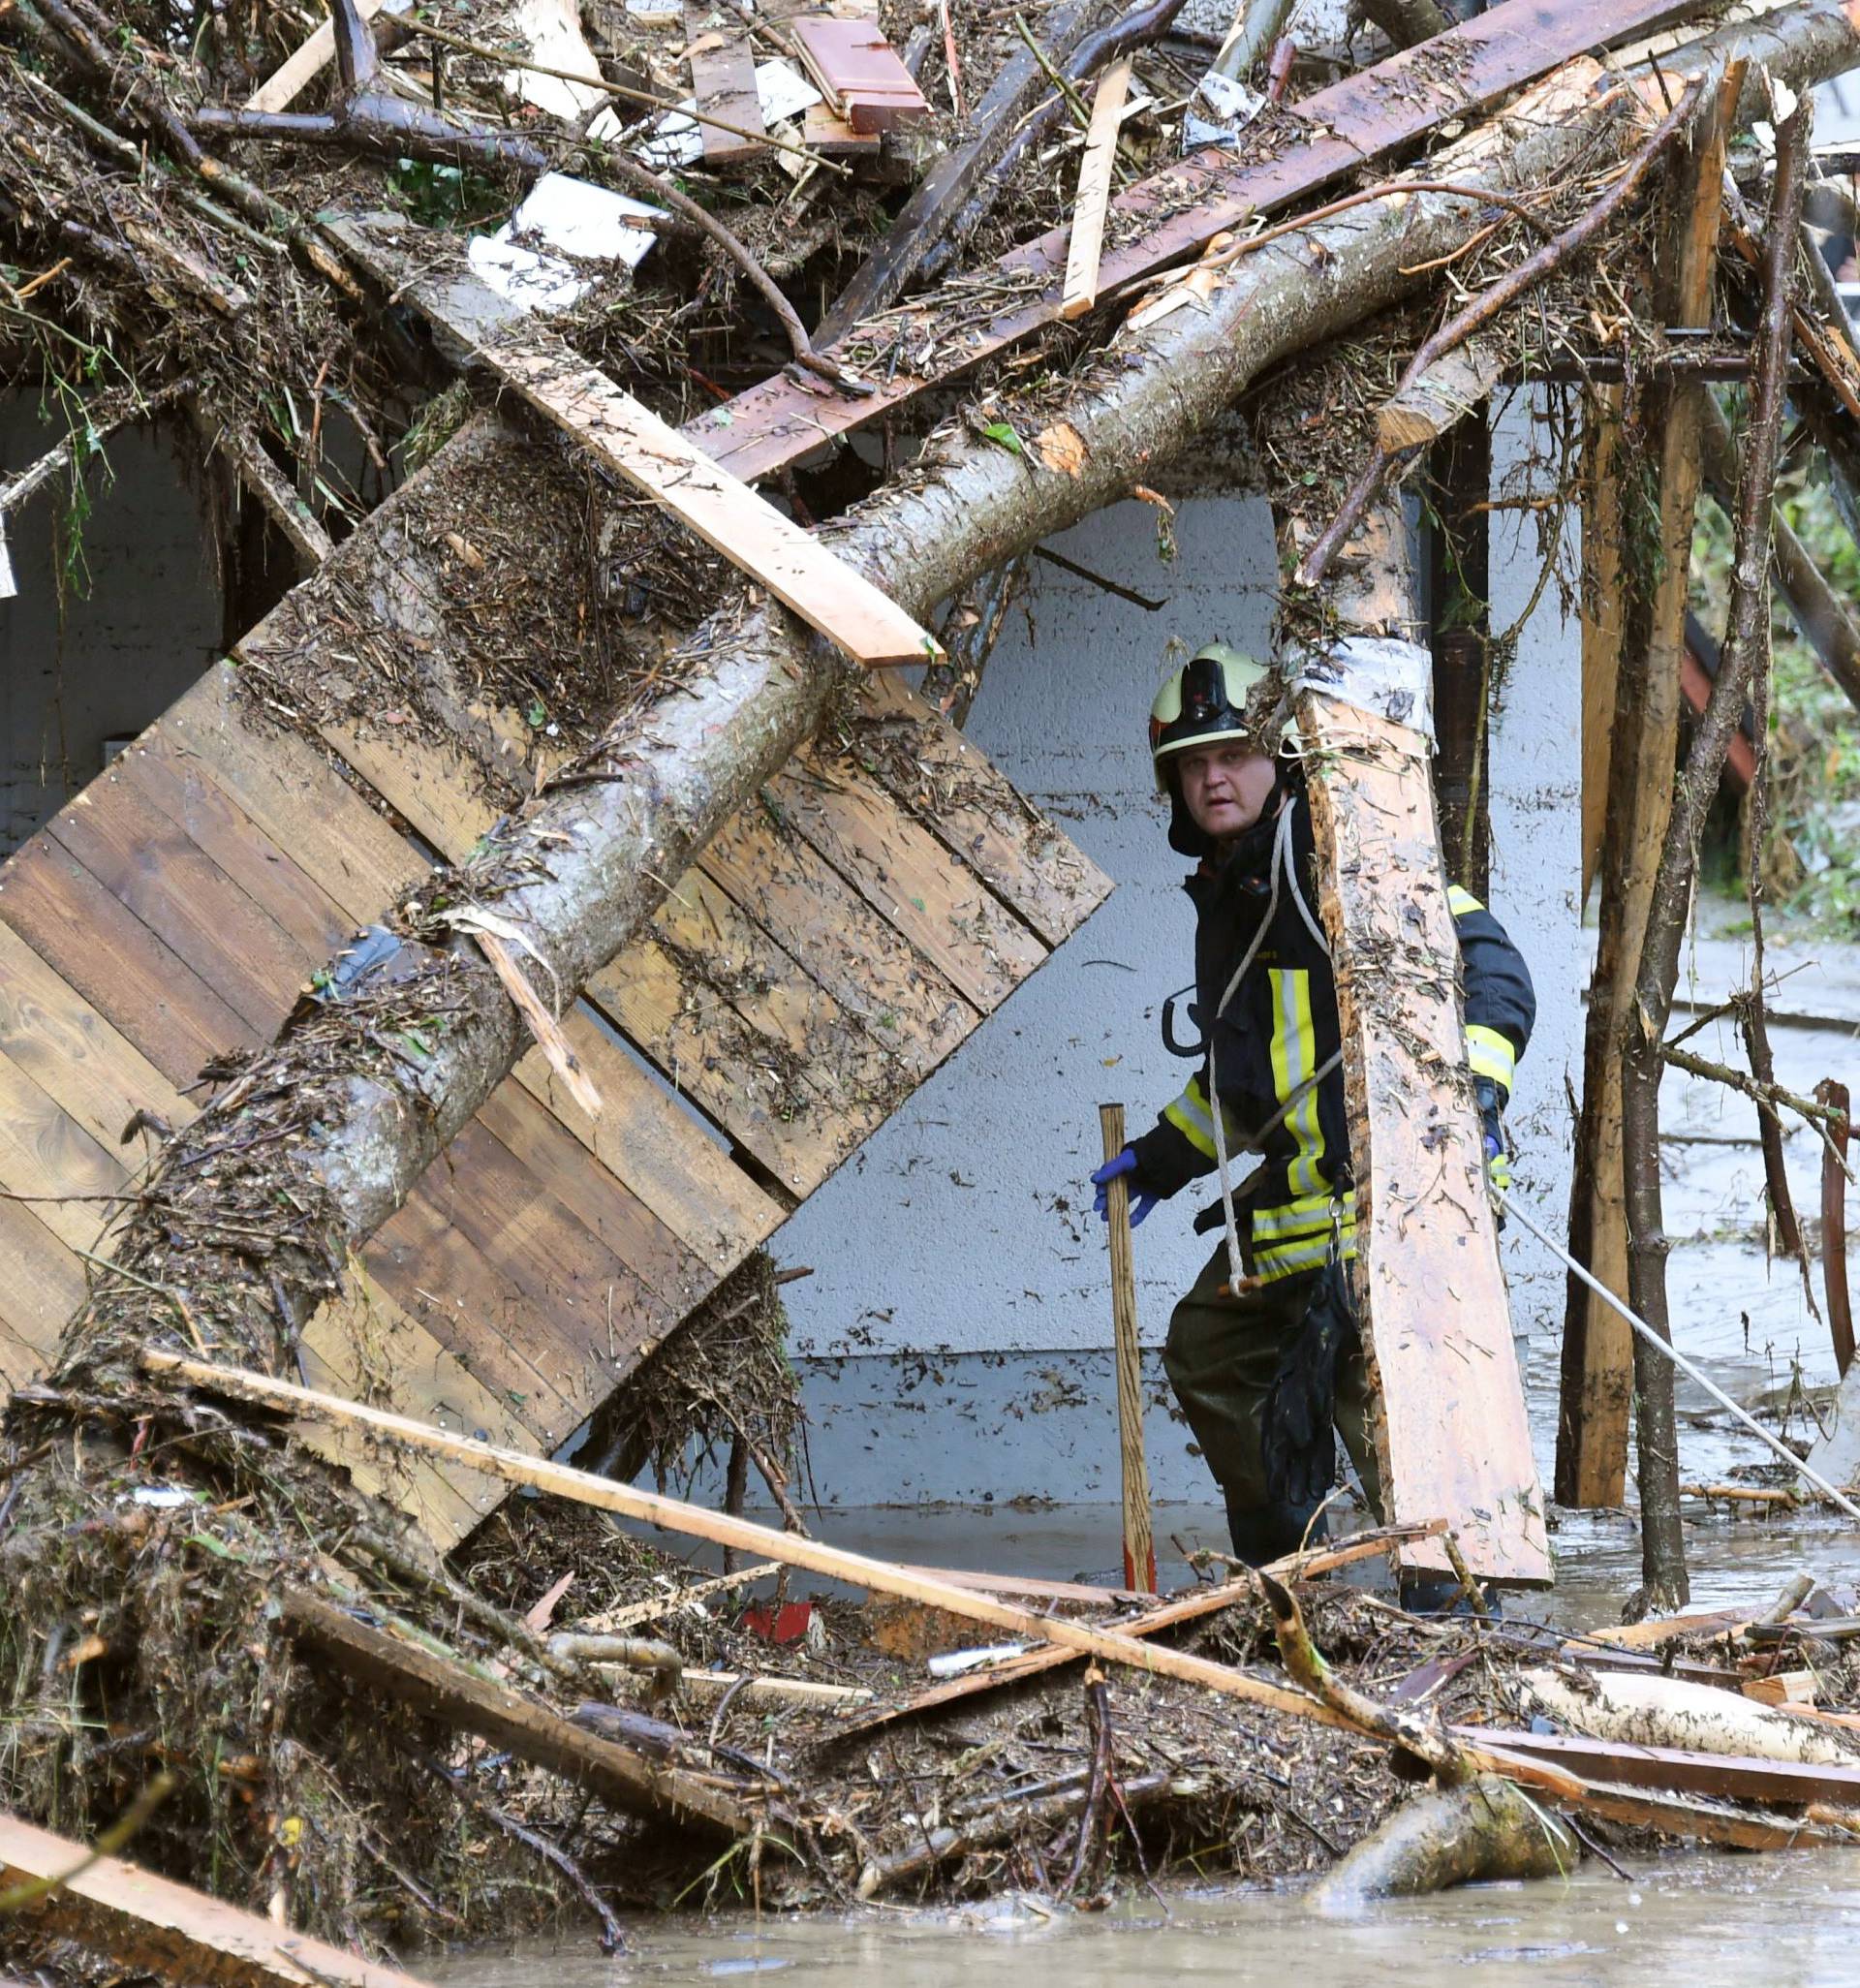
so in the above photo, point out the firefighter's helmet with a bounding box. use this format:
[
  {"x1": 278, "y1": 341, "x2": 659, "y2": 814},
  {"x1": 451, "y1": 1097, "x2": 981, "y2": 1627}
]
[{"x1": 1148, "y1": 644, "x2": 1277, "y2": 792}]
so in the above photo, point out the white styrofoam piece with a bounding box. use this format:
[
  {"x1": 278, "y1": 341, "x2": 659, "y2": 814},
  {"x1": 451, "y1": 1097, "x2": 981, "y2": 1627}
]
[
  {"x1": 466, "y1": 171, "x2": 665, "y2": 316},
  {"x1": 621, "y1": 58, "x2": 820, "y2": 168},
  {"x1": 468, "y1": 235, "x2": 589, "y2": 313},
  {"x1": 1183, "y1": 68, "x2": 1264, "y2": 152},
  {"x1": 512, "y1": 171, "x2": 663, "y2": 267},
  {"x1": 504, "y1": 0, "x2": 608, "y2": 121}
]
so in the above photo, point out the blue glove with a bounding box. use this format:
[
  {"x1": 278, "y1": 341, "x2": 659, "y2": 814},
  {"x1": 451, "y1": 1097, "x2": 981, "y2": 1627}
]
[
  {"x1": 1475, "y1": 1077, "x2": 1511, "y2": 1213},
  {"x1": 1092, "y1": 1147, "x2": 1158, "y2": 1228}
]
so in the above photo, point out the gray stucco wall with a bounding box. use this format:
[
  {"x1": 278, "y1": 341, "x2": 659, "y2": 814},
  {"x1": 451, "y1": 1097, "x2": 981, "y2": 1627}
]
[
  {"x1": 1, "y1": 397, "x2": 222, "y2": 855},
  {"x1": 773, "y1": 417, "x2": 1585, "y2": 1512}
]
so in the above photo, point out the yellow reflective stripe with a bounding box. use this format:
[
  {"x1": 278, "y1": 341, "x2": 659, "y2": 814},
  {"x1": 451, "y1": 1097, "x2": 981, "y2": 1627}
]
[
  {"x1": 1269, "y1": 968, "x2": 1327, "y2": 1200},
  {"x1": 1466, "y1": 1023, "x2": 1515, "y2": 1089},
  {"x1": 1163, "y1": 1078, "x2": 1219, "y2": 1160},
  {"x1": 1255, "y1": 1224, "x2": 1358, "y2": 1281},
  {"x1": 1251, "y1": 1190, "x2": 1348, "y2": 1239},
  {"x1": 1447, "y1": 885, "x2": 1484, "y2": 917}
]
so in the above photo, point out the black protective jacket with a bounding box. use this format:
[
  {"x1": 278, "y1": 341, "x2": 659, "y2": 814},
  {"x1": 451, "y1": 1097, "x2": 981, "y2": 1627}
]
[{"x1": 1128, "y1": 774, "x2": 1535, "y2": 1282}]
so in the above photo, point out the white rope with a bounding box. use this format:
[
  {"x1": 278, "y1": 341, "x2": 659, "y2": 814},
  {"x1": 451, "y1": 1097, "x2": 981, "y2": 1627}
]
[
  {"x1": 1205, "y1": 796, "x2": 1333, "y2": 1292},
  {"x1": 1501, "y1": 1191, "x2": 1860, "y2": 1524}
]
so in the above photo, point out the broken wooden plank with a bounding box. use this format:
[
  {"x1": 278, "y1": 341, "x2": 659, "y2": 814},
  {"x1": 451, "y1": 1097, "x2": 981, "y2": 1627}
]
[
  {"x1": 489, "y1": 346, "x2": 935, "y2": 668},
  {"x1": 0, "y1": 1809, "x2": 431, "y2": 1988},
  {"x1": 246, "y1": 0, "x2": 394, "y2": 113},
  {"x1": 684, "y1": 2, "x2": 766, "y2": 165},
  {"x1": 788, "y1": 14, "x2": 928, "y2": 133},
  {"x1": 802, "y1": 103, "x2": 881, "y2": 154},
  {"x1": 1463, "y1": 1727, "x2": 1860, "y2": 1810},
  {"x1": 1556, "y1": 61, "x2": 1737, "y2": 1513},
  {"x1": 1297, "y1": 668, "x2": 1549, "y2": 1584},
  {"x1": 846, "y1": 670, "x2": 1115, "y2": 949},
  {"x1": 1374, "y1": 344, "x2": 1502, "y2": 452},
  {"x1": 1060, "y1": 57, "x2": 1132, "y2": 323},
  {"x1": 684, "y1": 0, "x2": 1702, "y2": 483},
  {"x1": 277, "y1": 1587, "x2": 770, "y2": 1837}
]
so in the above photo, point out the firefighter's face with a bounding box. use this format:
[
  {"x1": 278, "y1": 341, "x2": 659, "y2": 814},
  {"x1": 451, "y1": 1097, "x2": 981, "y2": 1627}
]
[{"x1": 1175, "y1": 740, "x2": 1276, "y2": 841}]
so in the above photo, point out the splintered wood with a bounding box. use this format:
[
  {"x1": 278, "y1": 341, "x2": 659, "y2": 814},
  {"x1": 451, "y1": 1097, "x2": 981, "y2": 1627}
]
[
  {"x1": 0, "y1": 1812, "x2": 431, "y2": 1988},
  {"x1": 1060, "y1": 57, "x2": 1132, "y2": 322},
  {"x1": 1297, "y1": 692, "x2": 1550, "y2": 1587},
  {"x1": 474, "y1": 345, "x2": 937, "y2": 668}
]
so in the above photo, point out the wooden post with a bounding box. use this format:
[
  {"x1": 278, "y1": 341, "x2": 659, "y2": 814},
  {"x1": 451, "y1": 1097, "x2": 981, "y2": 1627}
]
[
  {"x1": 1099, "y1": 1102, "x2": 1156, "y2": 1593},
  {"x1": 1557, "y1": 68, "x2": 1738, "y2": 1510},
  {"x1": 1295, "y1": 498, "x2": 1549, "y2": 1587},
  {"x1": 1818, "y1": 1078, "x2": 1853, "y2": 1377}
]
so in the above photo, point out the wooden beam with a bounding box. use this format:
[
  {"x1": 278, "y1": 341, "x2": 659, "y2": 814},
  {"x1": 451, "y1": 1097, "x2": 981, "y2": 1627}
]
[
  {"x1": 1298, "y1": 684, "x2": 1549, "y2": 1586},
  {"x1": 1556, "y1": 64, "x2": 1737, "y2": 1509},
  {"x1": 1295, "y1": 498, "x2": 1547, "y2": 1587},
  {"x1": 247, "y1": 0, "x2": 393, "y2": 112},
  {"x1": 684, "y1": 2, "x2": 766, "y2": 166},
  {"x1": 0, "y1": 1811, "x2": 431, "y2": 1988},
  {"x1": 276, "y1": 1588, "x2": 769, "y2": 1837},
  {"x1": 1464, "y1": 1728, "x2": 1860, "y2": 1810},
  {"x1": 682, "y1": 0, "x2": 1704, "y2": 484},
  {"x1": 146, "y1": 1351, "x2": 1543, "y2": 1758},
  {"x1": 1059, "y1": 56, "x2": 1132, "y2": 323}
]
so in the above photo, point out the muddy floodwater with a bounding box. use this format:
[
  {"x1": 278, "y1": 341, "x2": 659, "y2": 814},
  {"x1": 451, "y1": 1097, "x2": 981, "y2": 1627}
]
[
  {"x1": 435, "y1": 926, "x2": 1860, "y2": 1979},
  {"x1": 429, "y1": 1850, "x2": 1860, "y2": 1986}
]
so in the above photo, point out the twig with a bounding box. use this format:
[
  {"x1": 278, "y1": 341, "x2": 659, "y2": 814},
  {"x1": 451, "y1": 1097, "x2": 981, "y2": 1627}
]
[
  {"x1": 1013, "y1": 12, "x2": 1093, "y2": 128},
  {"x1": 1659, "y1": 1041, "x2": 1854, "y2": 1170},
  {"x1": 0, "y1": 1773, "x2": 175, "y2": 1912},
  {"x1": 410, "y1": 15, "x2": 849, "y2": 175},
  {"x1": 1441, "y1": 1531, "x2": 1492, "y2": 1620},
  {"x1": 419, "y1": 1755, "x2": 625, "y2": 1953},
  {"x1": 1064, "y1": 1663, "x2": 1116, "y2": 1893},
  {"x1": 72, "y1": 1248, "x2": 207, "y2": 1355},
  {"x1": 1296, "y1": 80, "x2": 1703, "y2": 589}
]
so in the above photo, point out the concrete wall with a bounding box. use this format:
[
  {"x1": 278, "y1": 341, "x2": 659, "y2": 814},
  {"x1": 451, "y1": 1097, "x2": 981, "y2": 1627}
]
[
  {"x1": 1, "y1": 397, "x2": 222, "y2": 855},
  {"x1": 773, "y1": 417, "x2": 1586, "y2": 1513}
]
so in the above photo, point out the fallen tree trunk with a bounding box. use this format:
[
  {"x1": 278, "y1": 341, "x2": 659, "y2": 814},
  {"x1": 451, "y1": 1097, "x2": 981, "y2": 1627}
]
[
  {"x1": 55, "y1": 3, "x2": 1860, "y2": 1393},
  {"x1": 1516, "y1": 1666, "x2": 1860, "y2": 1769},
  {"x1": 1306, "y1": 1776, "x2": 1576, "y2": 1910}
]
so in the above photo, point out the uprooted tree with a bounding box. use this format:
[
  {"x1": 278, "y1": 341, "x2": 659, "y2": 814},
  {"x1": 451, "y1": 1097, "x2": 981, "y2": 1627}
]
[{"x1": 2, "y1": 0, "x2": 1859, "y2": 1940}]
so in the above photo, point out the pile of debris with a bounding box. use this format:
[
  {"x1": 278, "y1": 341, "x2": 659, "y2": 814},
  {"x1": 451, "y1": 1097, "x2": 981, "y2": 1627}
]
[{"x1": 10, "y1": 0, "x2": 1860, "y2": 1972}]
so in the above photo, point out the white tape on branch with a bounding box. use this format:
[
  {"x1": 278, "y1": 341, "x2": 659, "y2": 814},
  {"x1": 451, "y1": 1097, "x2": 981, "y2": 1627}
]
[{"x1": 1289, "y1": 636, "x2": 1434, "y2": 740}]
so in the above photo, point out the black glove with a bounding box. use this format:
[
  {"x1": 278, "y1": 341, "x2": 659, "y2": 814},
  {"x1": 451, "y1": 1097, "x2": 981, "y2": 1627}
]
[{"x1": 1260, "y1": 1257, "x2": 1360, "y2": 1510}]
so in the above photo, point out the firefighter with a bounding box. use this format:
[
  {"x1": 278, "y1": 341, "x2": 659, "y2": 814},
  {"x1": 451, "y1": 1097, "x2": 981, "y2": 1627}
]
[{"x1": 1092, "y1": 643, "x2": 1535, "y2": 1568}]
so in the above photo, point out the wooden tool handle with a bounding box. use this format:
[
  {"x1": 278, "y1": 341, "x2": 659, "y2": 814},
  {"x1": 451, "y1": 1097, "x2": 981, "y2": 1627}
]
[{"x1": 1100, "y1": 1103, "x2": 1156, "y2": 1593}]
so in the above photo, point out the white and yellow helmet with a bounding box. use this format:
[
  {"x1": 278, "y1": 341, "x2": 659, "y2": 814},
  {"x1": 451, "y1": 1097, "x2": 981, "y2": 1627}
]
[{"x1": 1148, "y1": 643, "x2": 1277, "y2": 792}]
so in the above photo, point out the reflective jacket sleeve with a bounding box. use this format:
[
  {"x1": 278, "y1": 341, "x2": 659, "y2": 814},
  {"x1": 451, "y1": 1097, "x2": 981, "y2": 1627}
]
[
  {"x1": 1447, "y1": 885, "x2": 1534, "y2": 1103},
  {"x1": 1125, "y1": 1068, "x2": 1236, "y2": 1199}
]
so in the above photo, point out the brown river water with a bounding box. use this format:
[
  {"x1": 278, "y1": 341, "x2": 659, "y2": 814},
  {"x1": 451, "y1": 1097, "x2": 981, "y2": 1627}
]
[{"x1": 426, "y1": 1848, "x2": 1860, "y2": 1986}]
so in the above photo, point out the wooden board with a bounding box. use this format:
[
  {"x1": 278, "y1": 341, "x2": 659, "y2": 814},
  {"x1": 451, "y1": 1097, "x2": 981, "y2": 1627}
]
[
  {"x1": 43, "y1": 772, "x2": 309, "y2": 1035},
  {"x1": 166, "y1": 668, "x2": 428, "y2": 917},
  {"x1": 0, "y1": 1810, "x2": 433, "y2": 1988},
  {"x1": 0, "y1": 1196, "x2": 88, "y2": 1382},
  {"x1": 279, "y1": 1586, "x2": 769, "y2": 1836},
  {"x1": 483, "y1": 345, "x2": 936, "y2": 668},
  {"x1": 246, "y1": 0, "x2": 395, "y2": 112},
  {"x1": 766, "y1": 752, "x2": 1047, "y2": 1009},
  {"x1": 0, "y1": 918, "x2": 194, "y2": 1155},
  {"x1": 0, "y1": 1045, "x2": 132, "y2": 1256},
  {"x1": 0, "y1": 834, "x2": 260, "y2": 1085},
  {"x1": 848, "y1": 671, "x2": 1114, "y2": 948},
  {"x1": 698, "y1": 802, "x2": 976, "y2": 1077},
  {"x1": 1298, "y1": 692, "x2": 1549, "y2": 1586},
  {"x1": 1060, "y1": 57, "x2": 1132, "y2": 323},
  {"x1": 1466, "y1": 1728, "x2": 1860, "y2": 1810},
  {"x1": 684, "y1": 0, "x2": 1701, "y2": 484},
  {"x1": 684, "y1": 1, "x2": 765, "y2": 166}
]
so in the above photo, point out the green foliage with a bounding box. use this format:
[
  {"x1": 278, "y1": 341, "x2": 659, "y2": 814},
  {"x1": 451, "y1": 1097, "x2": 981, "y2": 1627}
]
[
  {"x1": 387, "y1": 157, "x2": 506, "y2": 231},
  {"x1": 1690, "y1": 447, "x2": 1860, "y2": 934}
]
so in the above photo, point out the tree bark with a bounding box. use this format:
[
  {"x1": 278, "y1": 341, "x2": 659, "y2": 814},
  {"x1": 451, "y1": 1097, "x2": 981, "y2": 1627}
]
[
  {"x1": 1559, "y1": 69, "x2": 1736, "y2": 1515},
  {"x1": 1621, "y1": 92, "x2": 1811, "y2": 1616},
  {"x1": 53, "y1": 6, "x2": 1860, "y2": 1398}
]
